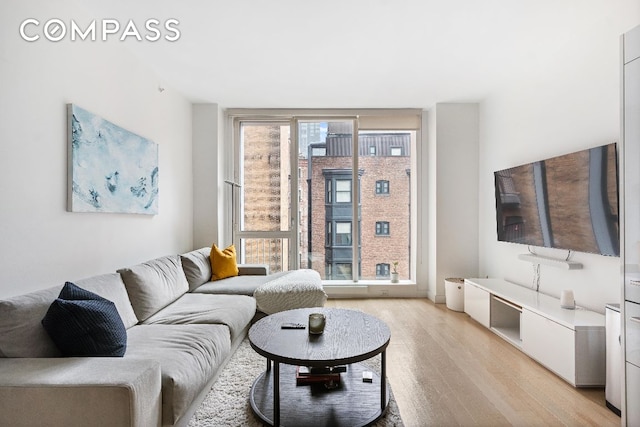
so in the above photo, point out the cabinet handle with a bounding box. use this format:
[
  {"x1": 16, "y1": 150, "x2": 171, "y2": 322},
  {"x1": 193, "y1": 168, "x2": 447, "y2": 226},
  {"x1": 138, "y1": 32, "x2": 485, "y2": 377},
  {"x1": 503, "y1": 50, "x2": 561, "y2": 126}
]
[
  {"x1": 491, "y1": 294, "x2": 523, "y2": 312},
  {"x1": 631, "y1": 317, "x2": 640, "y2": 324}
]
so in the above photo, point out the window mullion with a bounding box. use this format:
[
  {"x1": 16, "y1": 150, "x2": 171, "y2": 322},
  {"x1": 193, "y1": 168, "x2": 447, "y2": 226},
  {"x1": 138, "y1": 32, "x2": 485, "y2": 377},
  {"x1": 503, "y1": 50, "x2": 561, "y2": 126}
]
[
  {"x1": 290, "y1": 118, "x2": 299, "y2": 270},
  {"x1": 352, "y1": 118, "x2": 359, "y2": 283}
]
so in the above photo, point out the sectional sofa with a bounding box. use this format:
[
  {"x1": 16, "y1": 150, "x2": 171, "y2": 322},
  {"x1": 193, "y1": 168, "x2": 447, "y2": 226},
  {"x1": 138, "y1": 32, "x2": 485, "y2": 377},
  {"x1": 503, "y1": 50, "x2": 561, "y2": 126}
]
[{"x1": 0, "y1": 247, "x2": 325, "y2": 427}]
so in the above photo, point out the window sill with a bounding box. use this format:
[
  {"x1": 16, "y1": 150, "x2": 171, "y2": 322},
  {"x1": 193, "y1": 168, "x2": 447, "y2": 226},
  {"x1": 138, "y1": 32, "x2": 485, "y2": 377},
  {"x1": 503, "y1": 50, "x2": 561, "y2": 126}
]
[
  {"x1": 322, "y1": 280, "x2": 418, "y2": 298},
  {"x1": 322, "y1": 279, "x2": 414, "y2": 286}
]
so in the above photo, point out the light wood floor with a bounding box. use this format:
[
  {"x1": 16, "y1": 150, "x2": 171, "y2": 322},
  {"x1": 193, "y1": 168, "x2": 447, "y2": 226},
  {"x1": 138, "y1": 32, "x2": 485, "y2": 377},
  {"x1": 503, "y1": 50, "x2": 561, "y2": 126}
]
[{"x1": 325, "y1": 298, "x2": 619, "y2": 427}]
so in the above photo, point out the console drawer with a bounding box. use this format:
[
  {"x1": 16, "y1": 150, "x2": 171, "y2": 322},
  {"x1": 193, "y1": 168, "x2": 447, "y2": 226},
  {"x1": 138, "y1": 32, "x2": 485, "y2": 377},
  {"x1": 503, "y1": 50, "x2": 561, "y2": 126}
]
[
  {"x1": 522, "y1": 309, "x2": 575, "y2": 384},
  {"x1": 464, "y1": 281, "x2": 490, "y2": 328}
]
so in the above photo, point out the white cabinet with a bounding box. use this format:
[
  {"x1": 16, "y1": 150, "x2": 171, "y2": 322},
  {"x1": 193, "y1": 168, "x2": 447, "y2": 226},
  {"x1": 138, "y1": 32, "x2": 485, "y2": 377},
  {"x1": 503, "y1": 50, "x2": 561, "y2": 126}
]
[
  {"x1": 626, "y1": 301, "x2": 640, "y2": 367},
  {"x1": 464, "y1": 280, "x2": 490, "y2": 328},
  {"x1": 626, "y1": 362, "x2": 640, "y2": 427},
  {"x1": 623, "y1": 24, "x2": 640, "y2": 426},
  {"x1": 465, "y1": 278, "x2": 605, "y2": 387},
  {"x1": 522, "y1": 309, "x2": 605, "y2": 387},
  {"x1": 605, "y1": 304, "x2": 622, "y2": 414},
  {"x1": 522, "y1": 309, "x2": 575, "y2": 384},
  {"x1": 626, "y1": 301, "x2": 640, "y2": 423}
]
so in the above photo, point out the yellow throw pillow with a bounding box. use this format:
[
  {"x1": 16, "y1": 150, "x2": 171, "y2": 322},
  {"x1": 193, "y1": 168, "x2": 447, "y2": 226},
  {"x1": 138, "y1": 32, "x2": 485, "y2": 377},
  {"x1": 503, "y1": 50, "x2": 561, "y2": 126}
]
[{"x1": 210, "y1": 244, "x2": 239, "y2": 281}]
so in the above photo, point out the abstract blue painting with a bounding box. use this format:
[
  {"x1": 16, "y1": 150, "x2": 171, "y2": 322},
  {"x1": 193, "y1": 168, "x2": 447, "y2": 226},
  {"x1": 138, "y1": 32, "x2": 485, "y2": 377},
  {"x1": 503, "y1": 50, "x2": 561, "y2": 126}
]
[{"x1": 67, "y1": 104, "x2": 159, "y2": 214}]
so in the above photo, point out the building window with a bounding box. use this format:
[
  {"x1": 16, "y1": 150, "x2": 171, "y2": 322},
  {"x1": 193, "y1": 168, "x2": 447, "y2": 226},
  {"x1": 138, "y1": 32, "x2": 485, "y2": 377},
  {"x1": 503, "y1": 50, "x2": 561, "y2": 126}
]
[
  {"x1": 335, "y1": 179, "x2": 351, "y2": 203},
  {"x1": 375, "y1": 221, "x2": 390, "y2": 236},
  {"x1": 326, "y1": 179, "x2": 332, "y2": 203},
  {"x1": 376, "y1": 263, "x2": 390, "y2": 278},
  {"x1": 312, "y1": 147, "x2": 326, "y2": 156},
  {"x1": 335, "y1": 222, "x2": 352, "y2": 245},
  {"x1": 390, "y1": 147, "x2": 402, "y2": 156},
  {"x1": 335, "y1": 263, "x2": 352, "y2": 280},
  {"x1": 375, "y1": 180, "x2": 389, "y2": 195},
  {"x1": 325, "y1": 263, "x2": 332, "y2": 278},
  {"x1": 326, "y1": 222, "x2": 332, "y2": 245},
  {"x1": 369, "y1": 146, "x2": 377, "y2": 155}
]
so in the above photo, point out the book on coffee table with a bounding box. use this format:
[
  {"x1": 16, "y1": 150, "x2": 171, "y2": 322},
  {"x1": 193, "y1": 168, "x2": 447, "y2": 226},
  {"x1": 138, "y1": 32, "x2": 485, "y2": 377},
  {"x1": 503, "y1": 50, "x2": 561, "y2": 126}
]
[
  {"x1": 295, "y1": 366, "x2": 341, "y2": 386},
  {"x1": 296, "y1": 366, "x2": 347, "y2": 376}
]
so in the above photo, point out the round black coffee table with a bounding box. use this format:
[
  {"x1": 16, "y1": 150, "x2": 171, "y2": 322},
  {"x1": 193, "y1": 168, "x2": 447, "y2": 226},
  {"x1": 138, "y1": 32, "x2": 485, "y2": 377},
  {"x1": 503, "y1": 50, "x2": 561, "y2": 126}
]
[{"x1": 248, "y1": 307, "x2": 391, "y2": 427}]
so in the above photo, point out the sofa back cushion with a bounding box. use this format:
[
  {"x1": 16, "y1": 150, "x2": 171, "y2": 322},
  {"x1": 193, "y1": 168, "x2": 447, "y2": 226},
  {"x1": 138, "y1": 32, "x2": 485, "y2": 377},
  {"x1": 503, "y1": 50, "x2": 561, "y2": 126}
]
[
  {"x1": 76, "y1": 273, "x2": 138, "y2": 329},
  {"x1": 118, "y1": 255, "x2": 189, "y2": 322},
  {"x1": 0, "y1": 273, "x2": 137, "y2": 358},
  {"x1": 0, "y1": 286, "x2": 61, "y2": 358},
  {"x1": 180, "y1": 247, "x2": 212, "y2": 291}
]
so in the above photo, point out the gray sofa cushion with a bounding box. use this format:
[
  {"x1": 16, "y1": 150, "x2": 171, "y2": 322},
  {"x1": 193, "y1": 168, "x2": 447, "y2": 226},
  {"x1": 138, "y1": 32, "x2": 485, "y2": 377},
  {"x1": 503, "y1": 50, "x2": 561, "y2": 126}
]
[
  {"x1": 0, "y1": 273, "x2": 137, "y2": 358},
  {"x1": 193, "y1": 271, "x2": 289, "y2": 296},
  {"x1": 180, "y1": 248, "x2": 211, "y2": 291},
  {"x1": 0, "y1": 286, "x2": 60, "y2": 358},
  {"x1": 118, "y1": 255, "x2": 189, "y2": 322},
  {"x1": 142, "y1": 294, "x2": 256, "y2": 342},
  {"x1": 125, "y1": 324, "x2": 231, "y2": 425},
  {"x1": 0, "y1": 357, "x2": 162, "y2": 427},
  {"x1": 75, "y1": 273, "x2": 138, "y2": 329},
  {"x1": 253, "y1": 269, "x2": 326, "y2": 314}
]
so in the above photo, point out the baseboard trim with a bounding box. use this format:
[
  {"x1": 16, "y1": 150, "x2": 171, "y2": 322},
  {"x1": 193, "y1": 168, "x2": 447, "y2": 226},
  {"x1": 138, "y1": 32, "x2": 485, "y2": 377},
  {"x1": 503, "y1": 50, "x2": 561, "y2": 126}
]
[{"x1": 427, "y1": 291, "x2": 446, "y2": 304}]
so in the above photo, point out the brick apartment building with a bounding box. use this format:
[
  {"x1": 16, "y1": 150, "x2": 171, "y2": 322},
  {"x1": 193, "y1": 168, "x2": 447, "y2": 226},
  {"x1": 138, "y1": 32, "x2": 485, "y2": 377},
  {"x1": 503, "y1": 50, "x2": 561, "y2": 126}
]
[{"x1": 241, "y1": 122, "x2": 411, "y2": 280}]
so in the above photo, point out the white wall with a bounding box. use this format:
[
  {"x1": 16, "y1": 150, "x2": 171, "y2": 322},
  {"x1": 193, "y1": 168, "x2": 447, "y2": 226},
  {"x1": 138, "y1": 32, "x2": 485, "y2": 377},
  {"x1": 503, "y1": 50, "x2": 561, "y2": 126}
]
[
  {"x1": 428, "y1": 104, "x2": 480, "y2": 302},
  {"x1": 427, "y1": 109, "x2": 437, "y2": 299},
  {"x1": 478, "y1": 14, "x2": 640, "y2": 313},
  {"x1": 192, "y1": 104, "x2": 221, "y2": 249},
  {"x1": 0, "y1": 1, "x2": 193, "y2": 298}
]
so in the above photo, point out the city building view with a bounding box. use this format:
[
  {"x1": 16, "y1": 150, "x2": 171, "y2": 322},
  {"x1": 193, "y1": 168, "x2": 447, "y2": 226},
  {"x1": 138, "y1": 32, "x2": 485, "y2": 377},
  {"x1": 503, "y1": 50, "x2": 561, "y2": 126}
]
[{"x1": 239, "y1": 121, "x2": 412, "y2": 282}]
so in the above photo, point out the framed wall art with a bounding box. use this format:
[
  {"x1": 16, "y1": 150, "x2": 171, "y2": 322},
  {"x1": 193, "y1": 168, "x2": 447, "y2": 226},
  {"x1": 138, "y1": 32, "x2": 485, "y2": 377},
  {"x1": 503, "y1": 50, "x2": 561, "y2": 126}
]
[{"x1": 67, "y1": 104, "x2": 158, "y2": 214}]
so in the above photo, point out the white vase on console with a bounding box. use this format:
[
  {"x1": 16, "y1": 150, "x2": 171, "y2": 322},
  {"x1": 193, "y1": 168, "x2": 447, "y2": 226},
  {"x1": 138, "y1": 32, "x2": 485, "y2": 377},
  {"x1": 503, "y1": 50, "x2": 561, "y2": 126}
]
[{"x1": 560, "y1": 290, "x2": 575, "y2": 309}]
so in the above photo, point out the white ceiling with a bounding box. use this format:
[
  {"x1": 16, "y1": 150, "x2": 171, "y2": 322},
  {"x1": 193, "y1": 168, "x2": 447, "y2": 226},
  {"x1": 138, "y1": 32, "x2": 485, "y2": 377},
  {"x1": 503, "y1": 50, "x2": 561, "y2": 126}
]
[{"x1": 83, "y1": 0, "x2": 638, "y2": 109}]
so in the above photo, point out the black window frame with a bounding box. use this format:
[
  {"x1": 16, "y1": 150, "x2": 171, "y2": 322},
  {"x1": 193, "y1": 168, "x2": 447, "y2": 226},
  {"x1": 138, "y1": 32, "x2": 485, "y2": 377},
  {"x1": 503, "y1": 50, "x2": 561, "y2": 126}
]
[
  {"x1": 375, "y1": 180, "x2": 389, "y2": 195},
  {"x1": 375, "y1": 221, "x2": 390, "y2": 236},
  {"x1": 376, "y1": 263, "x2": 390, "y2": 278}
]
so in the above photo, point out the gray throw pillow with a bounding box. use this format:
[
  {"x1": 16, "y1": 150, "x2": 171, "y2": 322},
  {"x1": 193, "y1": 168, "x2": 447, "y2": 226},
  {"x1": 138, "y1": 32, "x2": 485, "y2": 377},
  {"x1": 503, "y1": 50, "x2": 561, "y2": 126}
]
[{"x1": 180, "y1": 247, "x2": 212, "y2": 291}]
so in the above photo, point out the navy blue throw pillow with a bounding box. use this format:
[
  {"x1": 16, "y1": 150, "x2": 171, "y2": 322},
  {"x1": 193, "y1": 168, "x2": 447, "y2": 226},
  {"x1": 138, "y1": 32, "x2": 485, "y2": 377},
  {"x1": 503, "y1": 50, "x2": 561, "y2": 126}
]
[{"x1": 42, "y1": 282, "x2": 127, "y2": 357}]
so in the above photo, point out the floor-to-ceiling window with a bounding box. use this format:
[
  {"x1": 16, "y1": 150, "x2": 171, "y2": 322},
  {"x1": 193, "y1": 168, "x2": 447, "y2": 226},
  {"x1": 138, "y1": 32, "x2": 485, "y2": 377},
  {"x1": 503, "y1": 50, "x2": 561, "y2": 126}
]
[
  {"x1": 234, "y1": 121, "x2": 292, "y2": 274},
  {"x1": 231, "y1": 110, "x2": 420, "y2": 284}
]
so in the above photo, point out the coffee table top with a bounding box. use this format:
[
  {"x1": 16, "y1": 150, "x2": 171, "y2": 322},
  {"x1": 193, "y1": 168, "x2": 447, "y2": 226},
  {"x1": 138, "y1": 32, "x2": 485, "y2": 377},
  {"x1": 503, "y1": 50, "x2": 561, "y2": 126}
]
[{"x1": 248, "y1": 307, "x2": 390, "y2": 367}]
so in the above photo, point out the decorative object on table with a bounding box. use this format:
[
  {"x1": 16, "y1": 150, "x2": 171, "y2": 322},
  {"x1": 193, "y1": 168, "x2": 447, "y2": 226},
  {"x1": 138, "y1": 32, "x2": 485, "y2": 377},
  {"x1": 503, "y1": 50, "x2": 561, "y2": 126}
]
[
  {"x1": 295, "y1": 366, "x2": 341, "y2": 386},
  {"x1": 391, "y1": 261, "x2": 399, "y2": 283},
  {"x1": 560, "y1": 289, "x2": 576, "y2": 309},
  {"x1": 67, "y1": 104, "x2": 159, "y2": 214},
  {"x1": 308, "y1": 312, "x2": 326, "y2": 334},
  {"x1": 297, "y1": 365, "x2": 347, "y2": 375}
]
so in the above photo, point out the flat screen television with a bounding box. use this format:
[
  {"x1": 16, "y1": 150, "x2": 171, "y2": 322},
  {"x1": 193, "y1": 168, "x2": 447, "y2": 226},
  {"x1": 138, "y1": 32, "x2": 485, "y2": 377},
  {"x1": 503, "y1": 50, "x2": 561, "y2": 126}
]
[{"x1": 494, "y1": 142, "x2": 619, "y2": 256}]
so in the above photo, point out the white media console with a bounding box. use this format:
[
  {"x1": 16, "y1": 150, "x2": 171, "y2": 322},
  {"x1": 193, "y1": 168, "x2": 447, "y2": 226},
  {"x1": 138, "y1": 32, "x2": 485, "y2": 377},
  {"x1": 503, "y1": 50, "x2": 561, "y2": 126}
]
[{"x1": 464, "y1": 278, "x2": 606, "y2": 387}]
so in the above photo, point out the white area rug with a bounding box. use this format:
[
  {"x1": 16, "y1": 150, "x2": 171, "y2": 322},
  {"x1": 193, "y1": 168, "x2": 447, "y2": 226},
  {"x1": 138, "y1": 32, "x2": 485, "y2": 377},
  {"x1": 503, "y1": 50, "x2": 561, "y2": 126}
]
[{"x1": 189, "y1": 338, "x2": 404, "y2": 426}]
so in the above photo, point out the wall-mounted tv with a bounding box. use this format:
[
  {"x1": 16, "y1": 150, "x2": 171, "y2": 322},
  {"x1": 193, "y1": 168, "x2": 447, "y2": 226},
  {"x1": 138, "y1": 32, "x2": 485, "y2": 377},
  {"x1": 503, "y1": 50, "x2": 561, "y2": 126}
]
[{"x1": 494, "y1": 142, "x2": 619, "y2": 256}]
